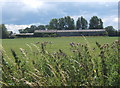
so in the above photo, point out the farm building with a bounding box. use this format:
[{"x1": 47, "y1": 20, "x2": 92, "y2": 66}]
[
  {"x1": 14, "y1": 29, "x2": 107, "y2": 37},
  {"x1": 14, "y1": 33, "x2": 34, "y2": 37},
  {"x1": 34, "y1": 29, "x2": 107, "y2": 37}
]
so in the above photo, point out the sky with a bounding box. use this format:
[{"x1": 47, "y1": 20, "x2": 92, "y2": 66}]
[{"x1": 0, "y1": 0, "x2": 119, "y2": 33}]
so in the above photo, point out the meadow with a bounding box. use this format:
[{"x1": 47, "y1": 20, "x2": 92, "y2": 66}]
[
  {"x1": 1, "y1": 36, "x2": 120, "y2": 87},
  {"x1": 2, "y1": 36, "x2": 118, "y2": 56}
]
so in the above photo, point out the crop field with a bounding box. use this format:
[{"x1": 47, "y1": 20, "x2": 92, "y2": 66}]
[{"x1": 1, "y1": 36, "x2": 120, "y2": 87}]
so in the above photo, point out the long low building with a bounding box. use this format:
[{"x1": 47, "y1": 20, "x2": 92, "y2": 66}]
[
  {"x1": 34, "y1": 29, "x2": 107, "y2": 37},
  {"x1": 14, "y1": 33, "x2": 34, "y2": 37},
  {"x1": 14, "y1": 29, "x2": 107, "y2": 37}
]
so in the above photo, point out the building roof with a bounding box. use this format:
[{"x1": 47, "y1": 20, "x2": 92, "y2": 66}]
[
  {"x1": 34, "y1": 29, "x2": 106, "y2": 33},
  {"x1": 15, "y1": 33, "x2": 34, "y2": 36}
]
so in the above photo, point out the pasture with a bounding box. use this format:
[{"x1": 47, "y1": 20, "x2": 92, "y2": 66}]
[
  {"x1": 2, "y1": 36, "x2": 118, "y2": 56},
  {"x1": 1, "y1": 36, "x2": 119, "y2": 87}
]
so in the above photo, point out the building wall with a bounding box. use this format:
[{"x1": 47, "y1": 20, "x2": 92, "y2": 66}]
[
  {"x1": 56, "y1": 31, "x2": 106, "y2": 36},
  {"x1": 15, "y1": 30, "x2": 107, "y2": 37}
]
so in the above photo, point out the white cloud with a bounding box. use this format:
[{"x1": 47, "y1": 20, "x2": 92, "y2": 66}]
[
  {"x1": 113, "y1": 17, "x2": 118, "y2": 22},
  {"x1": 21, "y1": 0, "x2": 44, "y2": 12},
  {"x1": 71, "y1": 12, "x2": 98, "y2": 22},
  {"x1": 22, "y1": 0, "x2": 43, "y2": 9},
  {"x1": 5, "y1": 22, "x2": 45, "y2": 33},
  {"x1": 1, "y1": 0, "x2": 118, "y2": 31},
  {"x1": 0, "y1": 0, "x2": 45, "y2": 12},
  {"x1": 103, "y1": 15, "x2": 118, "y2": 29},
  {"x1": 5, "y1": 24, "x2": 31, "y2": 33}
]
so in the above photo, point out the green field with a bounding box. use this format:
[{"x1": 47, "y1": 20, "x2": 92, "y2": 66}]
[
  {"x1": 2, "y1": 36, "x2": 118, "y2": 56},
  {"x1": 1, "y1": 36, "x2": 119, "y2": 87}
]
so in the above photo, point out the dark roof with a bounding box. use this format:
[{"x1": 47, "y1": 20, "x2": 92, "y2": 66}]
[{"x1": 34, "y1": 29, "x2": 106, "y2": 33}]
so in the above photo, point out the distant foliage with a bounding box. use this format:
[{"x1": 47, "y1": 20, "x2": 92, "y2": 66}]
[
  {"x1": 105, "y1": 26, "x2": 119, "y2": 36},
  {"x1": 2, "y1": 40, "x2": 120, "y2": 87},
  {"x1": 17, "y1": 16, "x2": 119, "y2": 37},
  {"x1": 0, "y1": 24, "x2": 9, "y2": 39},
  {"x1": 18, "y1": 16, "x2": 105, "y2": 33},
  {"x1": 76, "y1": 16, "x2": 88, "y2": 29},
  {"x1": 89, "y1": 16, "x2": 103, "y2": 29},
  {"x1": 47, "y1": 16, "x2": 75, "y2": 30}
]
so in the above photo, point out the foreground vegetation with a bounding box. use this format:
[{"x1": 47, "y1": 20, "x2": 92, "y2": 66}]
[{"x1": 1, "y1": 37, "x2": 120, "y2": 87}]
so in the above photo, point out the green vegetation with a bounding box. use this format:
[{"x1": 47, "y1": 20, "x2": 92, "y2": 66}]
[
  {"x1": 2, "y1": 37, "x2": 118, "y2": 57},
  {"x1": 76, "y1": 16, "x2": 88, "y2": 29},
  {"x1": 0, "y1": 24, "x2": 9, "y2": 39},
  {"x1": 105, "y1": 26, "x2": 118, "y2": 36},
  {"x1": 89, "y1": 16, "x2": 103, "y2": 29},
  {"x1": 19, "y1": 15, "x2": 104, "y2": 33},
  {"x1": 17, "y1": 15, "x2": 119, "y2": 37},
  {"x1": 1, "y1": 36, "x2": 119, "y2": 87}
]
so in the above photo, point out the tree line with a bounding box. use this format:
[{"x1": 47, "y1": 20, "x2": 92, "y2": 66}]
[
  {"x1": 0, "y1": 16, "x2": 119, "y2": 39},
  {"x1": 19, "y1": 16, "x2": 104, "y2": 33}
]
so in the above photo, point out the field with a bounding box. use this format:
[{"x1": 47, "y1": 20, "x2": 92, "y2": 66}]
[
  {"x1": 2, "y1": 36, "x2": 118, "y2": 56},
  {"x1": 1, "y1": 36, "x2": 120, "y2": 87}
]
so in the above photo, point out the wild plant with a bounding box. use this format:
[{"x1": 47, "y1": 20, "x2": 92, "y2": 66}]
[{"x1": 1, "y1": 40, "x2": 120, "y2": 87}]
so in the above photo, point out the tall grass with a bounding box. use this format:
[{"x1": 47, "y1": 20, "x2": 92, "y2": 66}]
[{"x1": 1, "y1": 40, "x2": 120, "y2": 87}]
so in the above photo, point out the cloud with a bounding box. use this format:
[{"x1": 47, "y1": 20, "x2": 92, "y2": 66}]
[
  {"x1": 5, "y1": 22, "x2": 46, "y2": 33},
  {"x1": 21, "y1": 0, "x2": 45, "y2": 12},
  {"x1": 103, "y1": 15, "x2": 118, "y2": 29},
  {"x1": 5, "y1": 24, "x2": 31, "y2": 33},
  {"x1": 22, "y1": 0, "x2": 43, "y2": 9},
  {"x1": 1, "y1": 1, "x2": 118, "y2": 32}
]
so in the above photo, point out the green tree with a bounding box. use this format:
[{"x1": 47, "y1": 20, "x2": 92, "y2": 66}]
[
  {"x1": 30, "y1": 25, "x2": 37, "y2": 32},
  {"x1": 105, "y1": 26, "x2": 117, "y2": 36},
  {"x1": 98, "y1": 19, "x2": 103, "y2": 29},
  {"x1": 89, "y1": 16, "x2": 103, "y2": 29},
  {"x1": 19, "y1": 25, "x2": 37, "y2": 33},
  {"x1": 76, "y1": 17, "x2": 81, "y2": 30},
  {"x1": 38, "y1": 25, "x2": 46, "y2": 30},
  {"x1": 19, "y1": 29, "x2": 25, "y2": 33},
  {"x1": 49, "y1": 18, "x2": 58, "y2": 29},
  {"x1": 24, "y1": 27, "x2": 30, "y2": 33},
  {"x1": 76, "y1": 16, "x2": 88, "y2": 30},
  {"x1": 64, "y1": 16, "x2": 75, "y2": 30},
  {"x1": 58, "y1": 18, "x2": 65, "y2": 30},
  {"x1": 45, "y1": 25, "x2": 50, "y2": 30},
  {"x1": 0, "y1": 24, "x2": 9, "y2": 39}
]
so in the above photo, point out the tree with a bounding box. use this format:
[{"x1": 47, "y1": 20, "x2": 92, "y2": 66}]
[
  {"x1": 19, "y1": 29, "x2": 24, "y2": 33},
  {"x1": 19, "y1": 25, "x2": 37, "y2": 33},
  {"x1": 0, "y1": 24, "x2": 9, "y2": 39},
  {"x1": 76, "y1": 17, "x2": 81, "y2": 30},
  {"x1": 38, "y1": 25, "x2": 46, "y2": 30},
  {"x1": 81, "y1": 17, "x2": 88, "y2": 29},
  {"x1": 89, "y1": 16, "x2": 103, "y2": 29},
  {"x1": 64, "y1": 16, "x2": 75, "y2": 30},
  {"x1": 45, "y1": 25, "x2": 50, "y2": 30},
  {"x1": 98, "y1": 19, "x2": 103, "y2": 29},
  {"x1": 58, "y1": 18, "x2": 65, "y2": 30},
  {"x1": 30, "y1": 25, "x2": 37, "y2": 32},
  {"x1": 24, "y1": 27, "x2": 30, "y2": 33},
  {"x1": 76, "y1": 16, "x2": 88, "y2": 30},
  {"x1": 105, "y1": 26, "x2": 117, "y2": 36},
  {"x1": 49, "y1": 18, "x2": 58, "y2": 29}
]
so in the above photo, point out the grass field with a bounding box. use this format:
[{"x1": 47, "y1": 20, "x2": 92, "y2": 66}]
[
  {"x1": 2, "y1": 36, "x2": 118, "y2": 56},
  {"x1": 1, "y1": 36, "x2": 119, "y2": 87}
]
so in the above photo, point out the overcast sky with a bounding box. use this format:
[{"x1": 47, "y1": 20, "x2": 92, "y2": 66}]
[{"x1": 0, "y1": 0, "x2": 119, "y2": 33}]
